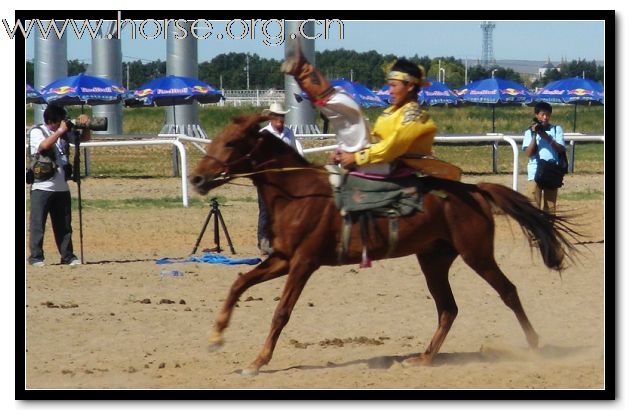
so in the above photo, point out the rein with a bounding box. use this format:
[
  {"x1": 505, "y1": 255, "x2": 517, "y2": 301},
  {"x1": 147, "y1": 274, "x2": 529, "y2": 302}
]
[
  {"x1": 211, "y1": 166, "x2": 328, "y2": 182},
  {"x1": 203, "y1": 135, "x2": 329, "y2": 183}
]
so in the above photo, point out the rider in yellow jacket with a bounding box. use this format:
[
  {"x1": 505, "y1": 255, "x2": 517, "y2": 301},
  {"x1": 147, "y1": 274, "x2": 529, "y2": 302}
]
[
  {"x1": 282, "y1": 43, "x2": 459, "y2": 179},
  {"x1": 355, "y1": 99, "x2": 437, "y2": 166}
]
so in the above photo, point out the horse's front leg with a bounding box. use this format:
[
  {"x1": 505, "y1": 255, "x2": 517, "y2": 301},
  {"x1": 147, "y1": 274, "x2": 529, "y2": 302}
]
[
  {"x1": 209, "y1": 255, "x2": 289, "y2": 350},
  {"x1": 241, "y1": 255, "x2": 319, "y2": 376}
]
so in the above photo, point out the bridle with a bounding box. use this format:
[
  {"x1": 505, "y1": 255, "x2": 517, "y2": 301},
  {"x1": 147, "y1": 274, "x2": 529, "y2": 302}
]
[
  {"x1": 202, "y1": 136, "x2": 327, "y2": 182},
  {"x1": 204, "y1": 137, "x2": 273, "y2": 180}
]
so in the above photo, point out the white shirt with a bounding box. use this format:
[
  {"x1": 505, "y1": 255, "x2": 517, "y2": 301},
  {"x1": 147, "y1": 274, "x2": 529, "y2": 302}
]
[
  {"x1": 29, "y1": 124, "x2": 70, "y2": 192},
  {"x1": 260, "y1": 123, "x2": 304, "y2": 156}
]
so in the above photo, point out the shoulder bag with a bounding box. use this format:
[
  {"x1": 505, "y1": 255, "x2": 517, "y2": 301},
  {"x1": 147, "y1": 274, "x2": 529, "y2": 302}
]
[{"x1": 533, "y1": 126, "x2": 568, "y2": 189}]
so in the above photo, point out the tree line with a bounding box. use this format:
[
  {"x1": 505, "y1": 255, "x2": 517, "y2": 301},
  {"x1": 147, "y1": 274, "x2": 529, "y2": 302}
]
[{"x1": 26, "y1": 50, "x2": 604, "y2": 92}]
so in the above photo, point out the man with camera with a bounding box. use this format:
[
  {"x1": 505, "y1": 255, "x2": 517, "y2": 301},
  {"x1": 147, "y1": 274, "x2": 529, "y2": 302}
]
[
  {"x1": 522, "y1": 101, "x2": 566, "y2": 214},
  {"x1": 27, "y1": 104, "x2": 91, "y2": 267}
]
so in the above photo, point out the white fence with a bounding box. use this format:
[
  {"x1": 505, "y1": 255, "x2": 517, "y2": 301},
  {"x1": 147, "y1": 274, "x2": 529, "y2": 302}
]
[
  {"x1": 206, "y1": 89, "x2": 285, "y2": 107},
  {"x1": 35, "y1": 132, "x2": 601, "y2": 207}
]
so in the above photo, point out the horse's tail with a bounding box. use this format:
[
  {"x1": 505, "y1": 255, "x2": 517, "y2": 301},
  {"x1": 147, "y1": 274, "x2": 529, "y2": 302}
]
[{"x1": 476, "y1": 182, "x2": 579, "y2": 271}]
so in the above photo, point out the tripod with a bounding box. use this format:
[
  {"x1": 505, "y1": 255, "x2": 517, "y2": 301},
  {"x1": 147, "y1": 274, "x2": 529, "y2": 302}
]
[
  {"x1": 191, "y1": 198, "x2": 236, "y2": 255},
  {"x1": 70, "y1": 130, "x2": 85, "y2": 264}
]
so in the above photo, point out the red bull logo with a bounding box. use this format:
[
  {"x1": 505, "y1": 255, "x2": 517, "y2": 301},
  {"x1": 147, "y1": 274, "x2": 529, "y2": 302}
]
[
  {"x1": 568, "y1": 88, "x2": 594, "y2": 96},
  {"x1": 51, "y1": 86, "x2": 76, "y2": 95},
  {"x1": 135, "y1": 88, "x2": 153, "y2": 97},
  {"x1": 455, "y1": 88, "x2": 468, "y2": 95},
  {"x1": 500, "y1": 88, "x2": 524, "y2": 96},
  {"x1": 191, "y1": 85, "x2": 209, "y2": 93},
  {"x1": 112, "y1": 85, "x2": 126, "y2": 93}
]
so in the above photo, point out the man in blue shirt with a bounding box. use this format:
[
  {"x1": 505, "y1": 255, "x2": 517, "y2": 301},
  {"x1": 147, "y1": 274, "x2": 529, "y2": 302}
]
[{"x1": 522, "y1": 101, "x2": 565, "y2": 214}]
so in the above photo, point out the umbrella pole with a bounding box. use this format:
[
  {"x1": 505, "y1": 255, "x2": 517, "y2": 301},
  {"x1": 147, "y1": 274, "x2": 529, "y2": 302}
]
[
  {"x1": 171, "y1": 103, "x2": 180, "y2": 177},
  {"x1": 492, "y1": 105, "x2": 498, "y2": 173}
]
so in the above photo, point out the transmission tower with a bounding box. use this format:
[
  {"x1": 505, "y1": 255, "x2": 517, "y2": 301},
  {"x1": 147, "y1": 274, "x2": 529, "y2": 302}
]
[{"x1": 480, "y1": 21, "x2": 496, "y2": 67}]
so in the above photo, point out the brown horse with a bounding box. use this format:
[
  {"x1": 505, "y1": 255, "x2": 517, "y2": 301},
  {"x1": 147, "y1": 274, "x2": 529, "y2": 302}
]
[{"x1": 190, "y1": 114, "x2": 578, "y2": 376}]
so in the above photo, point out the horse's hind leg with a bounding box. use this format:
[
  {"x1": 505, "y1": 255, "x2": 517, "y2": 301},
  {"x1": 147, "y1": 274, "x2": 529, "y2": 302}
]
[
  {"x1": 242, "y1": 255, "x2": 318, "y2": 376},
  {"x1": 403, "y1": 245, "x2": 458, "y2": 367},
  {"x1": 209, "y1": 255, "x2": 289, "y2": 350},
  {"x1": 462, "y1": 253, "x2": 539, "y2": 349}
]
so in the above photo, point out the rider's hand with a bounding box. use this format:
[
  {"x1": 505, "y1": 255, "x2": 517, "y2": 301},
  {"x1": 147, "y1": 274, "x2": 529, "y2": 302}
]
[
  {"x1": 329, "y1": 150, "x2": 342, "y2": 164},
  {"x1": 339, "y1": 151, "x2": 357, "y2": 169}
]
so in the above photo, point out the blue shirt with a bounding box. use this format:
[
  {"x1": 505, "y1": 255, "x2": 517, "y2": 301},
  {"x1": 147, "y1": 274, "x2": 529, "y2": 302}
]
[{"x1": 522, "y1": 124, "x2": 565, "y2": 181}]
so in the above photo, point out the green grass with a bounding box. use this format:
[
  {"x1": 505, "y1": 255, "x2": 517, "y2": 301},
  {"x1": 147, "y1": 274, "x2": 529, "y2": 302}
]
[
  {"x1": 24, "y1": 195, "x2": 261, "y2": 210},
  {"x1": 25, "y1": 103, "x2": 605, "y2": 135},
  {"x1": 560, "y1": 189, "x2": 605, "y2": 201},
  {"x1": 25, "y1": 104, "x2": 605, "y2": 177}
]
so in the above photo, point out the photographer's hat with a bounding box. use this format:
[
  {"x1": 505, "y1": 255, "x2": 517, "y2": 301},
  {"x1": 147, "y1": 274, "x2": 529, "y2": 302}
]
[{"x1": 262, "y1": 103, "x2": 290, "y2": 116}]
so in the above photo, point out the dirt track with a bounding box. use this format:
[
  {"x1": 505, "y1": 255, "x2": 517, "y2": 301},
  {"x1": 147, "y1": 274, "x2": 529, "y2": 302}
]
[{"x1": 23, "y1": 174, "x2": 605, "y2": 389}]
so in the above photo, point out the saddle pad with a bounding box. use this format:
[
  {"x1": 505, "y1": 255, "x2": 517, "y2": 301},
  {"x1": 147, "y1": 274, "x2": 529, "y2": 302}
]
[{"x1": 330, "y1": 168, "x2": 423, "y2": 216}]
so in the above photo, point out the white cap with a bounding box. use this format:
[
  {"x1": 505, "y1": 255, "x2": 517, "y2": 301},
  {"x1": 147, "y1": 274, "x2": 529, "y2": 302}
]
[{"x1": 262, "y1": 102, "x2": 290, "y2": 116}]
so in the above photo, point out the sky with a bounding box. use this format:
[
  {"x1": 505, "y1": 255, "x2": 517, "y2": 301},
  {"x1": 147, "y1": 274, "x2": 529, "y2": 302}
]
[{"x1": 21, "y1": 19, "x2": 606, "y2": 65}]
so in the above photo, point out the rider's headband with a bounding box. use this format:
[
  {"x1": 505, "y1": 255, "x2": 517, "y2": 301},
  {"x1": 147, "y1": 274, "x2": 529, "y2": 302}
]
[{"x1": 387, "y1": 68, "x2": 431, "y2": 87}]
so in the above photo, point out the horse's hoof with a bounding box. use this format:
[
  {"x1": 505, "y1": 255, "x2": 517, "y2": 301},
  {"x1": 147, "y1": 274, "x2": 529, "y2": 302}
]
[
  {"x1": 240, "y1": 367, "x2": 259, "y2": 377},
  {"x1": 207, "y1": 338, "x2": 224, "y2": 352},
  {"x1": 402, "y1": 355, "x2": 431, "y2": 368}
]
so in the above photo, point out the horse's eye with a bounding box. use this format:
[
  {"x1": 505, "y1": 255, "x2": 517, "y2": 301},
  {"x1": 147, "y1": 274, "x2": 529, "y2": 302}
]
[{"x1": 225, "y1": 140, "x2": 238, "y2": 149}]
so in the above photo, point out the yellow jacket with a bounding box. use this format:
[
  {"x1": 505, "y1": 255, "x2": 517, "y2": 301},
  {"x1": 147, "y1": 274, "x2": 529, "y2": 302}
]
[{"x1": 354, "y1": 101, "x2": 437, "y2": 166}]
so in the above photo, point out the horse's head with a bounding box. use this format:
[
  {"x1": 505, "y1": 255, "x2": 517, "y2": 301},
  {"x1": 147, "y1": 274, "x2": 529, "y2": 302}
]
[{"x1": 190, "y1": 113, "x2": 269, "y2": 195}]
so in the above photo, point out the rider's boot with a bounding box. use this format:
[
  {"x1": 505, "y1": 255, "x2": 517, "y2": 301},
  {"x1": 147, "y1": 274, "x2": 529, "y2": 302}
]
[{"x1": 281, "y1": 38, "x2": 335, "y2": 105}]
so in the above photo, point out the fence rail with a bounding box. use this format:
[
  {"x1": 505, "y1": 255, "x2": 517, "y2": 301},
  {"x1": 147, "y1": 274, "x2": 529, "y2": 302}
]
[{"x1": 204, "y1": 89, "x2": 285, "y2": 107}]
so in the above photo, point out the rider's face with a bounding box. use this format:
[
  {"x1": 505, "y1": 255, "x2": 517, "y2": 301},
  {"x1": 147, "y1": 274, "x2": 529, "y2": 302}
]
[{"x1": 388, "y1": 79, "x2": 415, "y2": 107}]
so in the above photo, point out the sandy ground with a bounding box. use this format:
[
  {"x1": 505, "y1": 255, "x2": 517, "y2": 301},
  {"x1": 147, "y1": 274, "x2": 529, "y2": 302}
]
[{"x1": 23, "y1": 173, "x2": 605, "y2": 390}]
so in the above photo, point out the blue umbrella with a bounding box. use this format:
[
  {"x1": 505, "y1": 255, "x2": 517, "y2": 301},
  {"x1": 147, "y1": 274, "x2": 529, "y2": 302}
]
[
  {"x1": 26, "y1": 84, "x2": 46, "y2": 104},
  {"x1": 456, "y1": 77, "x2": 533, "y2": 132},
  {"x1": 125, "y1": 75, "x2": 223, "y2": 132},
  {"x1": 331, "y1": 79, "x2": 386, "y2": 107},
  {"x1": 375, "y1": 78, "x2": 459, "y2": 106},
  {"x1": 300, "y1": 79, "x2": 386, "y2": 108},
  {"x1": 419, "y1": 78, "x2": 460, "y2": 106},
  {"x1": 534, "y1": 77, "x2": 604, "y2": 132},
  {"x1": 535, "y1": 77, "x2": 604, "y2": 104},
  {"x1": 126, "y1": 75, "x2": 223, "y2": 107},
  {"x1": 376, "y1": 84, "x2": 390, "y2": 102},
  {"x1": 41, "y1": 73, "x2": 128, "y2": 106}
]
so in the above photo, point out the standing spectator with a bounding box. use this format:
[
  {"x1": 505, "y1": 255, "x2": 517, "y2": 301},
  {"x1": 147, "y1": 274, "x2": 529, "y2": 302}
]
[
  {"x1": 522, "y1": 101, "x2": 566, "y2": 214},
  {"x1": 28, "y1": 104, "x2": 90, "y2": 266},
  {"x1": 257, "y1": 103, "x2": 303, "y2": 255}
]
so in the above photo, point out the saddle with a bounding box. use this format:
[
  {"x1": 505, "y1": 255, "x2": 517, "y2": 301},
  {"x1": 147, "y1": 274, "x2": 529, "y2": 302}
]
[{"x1": 326, "y1": 165, "x2": 424, "y2": 268}]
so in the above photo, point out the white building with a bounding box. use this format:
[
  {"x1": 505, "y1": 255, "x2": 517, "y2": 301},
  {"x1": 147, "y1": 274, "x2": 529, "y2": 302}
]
[{"x1": 538, "y1": 57, "x2": 559, "y2": 78}]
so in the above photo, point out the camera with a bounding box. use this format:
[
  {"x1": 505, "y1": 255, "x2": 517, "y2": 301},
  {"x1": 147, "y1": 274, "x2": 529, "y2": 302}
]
[
  {"x1": 65, "y1": 117, "x2": 108, "y2": 132},
  {"x1": 532, "y1": 117, "x2": 544, "y2": 131}
]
